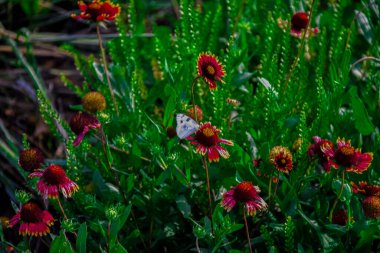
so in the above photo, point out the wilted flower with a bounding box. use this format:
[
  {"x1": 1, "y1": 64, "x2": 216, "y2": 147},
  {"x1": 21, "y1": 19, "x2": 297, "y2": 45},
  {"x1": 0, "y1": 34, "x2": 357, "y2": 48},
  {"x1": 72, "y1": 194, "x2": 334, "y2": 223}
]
[
  {"x1": 362, "y1": 196, "x2": 380, "y2": 219},
  {"x1": 221, "y1": 182, "x2": 267, "y2": 216},
  {"x1": 187, "y1": 122, "x2": 233, "y2": 162},
  {"x1": 290, "y1": 12, "x2": 319, "y2": 37},
  {"x1": 29, "y1": 165, "x2": 79, "y2": 199},
  {"x1": 69, "y1": 112, "x2": 101, "y2": 146},
  {"x1": 322, "y1": 138, "x2": 373, "y2": 174},
  {"x1": 186, "y1": 105, "x2": 203, "y2": 121},
  {"x1": 0, "y1": 216, "x2": 9, "y2": 229},
  {"x1": 269, "y1": 146, "x2": 293, "y2": 173},
  {"x1": 227, "y1": 98, "x2": 241, "y2": 106},
  {"x1": 83, "y1": 91, "x2": 106, "y2": 113},
  {"x1": 253, "y1": 157, "x2": 262, "y2": 168},
  {"x1": 292, "y1": 138, "x2": 303, "y2": 151},
  {"x1": 277, "y1": 12, "x2": 319, "y2": 38},
  {"x1": 166, "y1": 126, "x2": 177, "y2": 139},
  {"x1": 332, "y1": 210, "x2": 349, "y2": 226},
  {"x1": 71, "y1": 0, "x2": 121, "y2": 22},
  {"x1": 308, "y1": 136, "x2": 337, "y2": 172},
  {"x1": 8, "y1": 201, "x2": 54, "y2": 236},
  {"x1": 351, "y1": 181, "x2": 380, "y2": 196},
  {"x1": 197, "y1": 53, "x2": 225, "y2": 90},
  {"x1": 19, "y1": 148, "x2": 44, "y2": 172}
]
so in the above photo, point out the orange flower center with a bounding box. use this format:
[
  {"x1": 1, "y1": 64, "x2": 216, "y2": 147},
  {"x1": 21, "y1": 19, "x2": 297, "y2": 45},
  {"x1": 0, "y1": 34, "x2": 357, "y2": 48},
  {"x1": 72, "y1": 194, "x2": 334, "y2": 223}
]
[
  {"x1": 206, "y1": 65, "x2": 216, "y2": 75},
  {"x1": 20, "y1": 202, "x2": 43, "y2": 223},
  {"x1": 202, "y1": 127, "x2": 215, "y2": 137},
  {"x1": 234, "y1": 182, "x2": 257, "y2": 202},
  {"x1": 195, "y1": 125, "x2": 218, "y2": 147},
  {"x1": 89, "y1": 3, "x2": 101, "y2": 9},
  {"x1": 335, "y1": 146, "x2": 356, "y2": 168},
  {"x1": 43, "y1": 165, "x2": 67, "y2": 185}
]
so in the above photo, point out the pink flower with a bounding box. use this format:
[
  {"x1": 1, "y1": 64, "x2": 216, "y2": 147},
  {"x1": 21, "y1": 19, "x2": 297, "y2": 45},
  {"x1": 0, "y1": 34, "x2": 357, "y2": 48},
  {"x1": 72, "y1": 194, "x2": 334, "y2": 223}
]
[
  {"x1": 322, "y1": 138, "x2": 373, "y2": 173},
  {"x1": 221, "y1": 182, "x2": 267, "y2": 216},
  {"x1": 9, "y1": 201, "x2": 54, "y2": 237},
  {"x1": 69, "y1": 112, "x2": 101, "y2": 146},
  {"x1": 187, "y1": 122, "x2": 233, "y2": 162},
  {"x1": 29, "y1": 165, "x2": 79, "y2": 199}
]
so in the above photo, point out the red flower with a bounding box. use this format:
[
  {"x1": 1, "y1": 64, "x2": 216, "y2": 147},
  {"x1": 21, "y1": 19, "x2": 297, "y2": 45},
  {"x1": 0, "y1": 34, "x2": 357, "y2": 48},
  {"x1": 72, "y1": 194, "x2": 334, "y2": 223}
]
[
  {"x1": 72, "y1": 0, "x2": 121, "y2": 22},
  {"x1": 221, "y1": 182, "x2": 267, "y2": 216},
  {"x1": 69, "y1": 112, "x2": 101, "y2": 146},
  {"x1": 290, "y1": 12, "x2": 319, "y2": 37},
  {"x1": 322, "y1": 138, "x2": 373, "y2": 173},
  {"x1": 269, "y1": 146, "x2": 293, "y2": 173},
  {"x1": 197, "y1": 53, "x2": 225, "y2": 90},
  {"x1": 29, "y1": 165, "x2": 79, "y2": 199},
  {"x1": 19, "y1": 148, "x2": 44, "y2": 172},
  {"x1": 332, "y1": 210, "x2": 349, "y2": 226},
  {"x1": 187, "y1": 122, "x2": 233, "y2": 162},
  {"x1": 308, "y1": 136, "x2": 337, "y2": 172},
  {"x1": 351, "y1": 181, "x2": 380, "y2": 196},
  {"x1": 8, "y1": 201, "x2": 54, "y2": 236},
  {"x1": 362, "y1": 196, "x2": 380, "y2": 219}
]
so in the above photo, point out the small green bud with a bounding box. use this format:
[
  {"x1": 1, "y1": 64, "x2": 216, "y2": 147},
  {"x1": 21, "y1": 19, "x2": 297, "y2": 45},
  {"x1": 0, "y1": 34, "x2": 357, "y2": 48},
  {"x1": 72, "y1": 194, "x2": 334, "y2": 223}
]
[{"x1": 15, "y1": 190, "x2": 32, "y2": 204}]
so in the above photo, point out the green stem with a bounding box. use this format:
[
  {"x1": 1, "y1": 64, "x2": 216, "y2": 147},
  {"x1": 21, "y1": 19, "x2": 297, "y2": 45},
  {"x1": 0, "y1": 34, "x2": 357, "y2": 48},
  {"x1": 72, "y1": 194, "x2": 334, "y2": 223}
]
[
  {"x1": 57, "y1": 197, "x2": 68, "y2": 220},
  {"x1": 329, "y1": 170, "x2": 345, "y2": 223},
  {"x1": 191, "y1": 76, "x2": 201, "y2": 122},
  {"x1": 96, "y1": 24, "x2": 119, "y2": 115},
  {"x1": 268, "y1": 176, "x2": 272, "y2": 198},
  {"x1": 232, "y1": 0, "x2": 246, "y2": 35},
  {"x1": 201, "y1": 156, "x2": 215, "y2": 240},
  {"x1": 243, "y1": 208, "x2": 253, "y2": 253}
]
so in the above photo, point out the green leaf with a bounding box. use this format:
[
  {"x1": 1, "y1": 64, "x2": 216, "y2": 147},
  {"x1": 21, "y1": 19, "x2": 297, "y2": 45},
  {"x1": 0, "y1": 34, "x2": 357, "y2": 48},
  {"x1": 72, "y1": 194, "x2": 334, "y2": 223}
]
[
  {"x1": 332, "y1": 180, "x2": 352, "y2": 202},
  {"x1": 50, "y1": 231, "x2": 74, "y2": 253},
  {"x1": 348, "y1": 86, "x2": 375, "y2": 135},
  {"x1": 76, "y1": 223, "x2": 87, "y2": 253},
  {"x1": 163, "y1": 93, "x2": 177, "y2": 127},
  {"x1": 176, "y1": 195, "x2": 191, "y2": 218}
]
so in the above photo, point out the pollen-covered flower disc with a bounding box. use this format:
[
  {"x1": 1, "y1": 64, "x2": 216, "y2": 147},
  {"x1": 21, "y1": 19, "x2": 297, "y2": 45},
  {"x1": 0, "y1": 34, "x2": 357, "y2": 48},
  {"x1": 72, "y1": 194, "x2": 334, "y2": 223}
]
[
  {"x1": 71, "y1": 0, "x2": 121, "y2": 22},
  {"x1": 8, "y1": 201, "x2": 54, "y2": 237},
  {"x1": 197, "y1": 53, "x2": 225, "y2": 90},
  {"x1": 29, "y1": 165, "x2": 79, "y2": 199},
  {"x1": 19, "y1": 148, "x2": 44, "y2": 172},
  {"x1": 221, "y1": 182, "x2": 267, "y2": 216},
  {"x1": 187, "y1": 122, "x2": 233, "y2": 162}
]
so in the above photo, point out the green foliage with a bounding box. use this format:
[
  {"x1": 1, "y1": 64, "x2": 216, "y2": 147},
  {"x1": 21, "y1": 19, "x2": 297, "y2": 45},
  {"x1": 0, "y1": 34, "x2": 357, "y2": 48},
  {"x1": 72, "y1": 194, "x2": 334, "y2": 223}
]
[{"x1": 2, "y1": 0, "x2": 380, "y2": 252}]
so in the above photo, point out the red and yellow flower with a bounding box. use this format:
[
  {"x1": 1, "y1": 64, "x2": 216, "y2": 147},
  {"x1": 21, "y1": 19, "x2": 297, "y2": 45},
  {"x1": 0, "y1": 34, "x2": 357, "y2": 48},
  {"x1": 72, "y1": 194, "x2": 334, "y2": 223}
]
[
  {"x1": 8, "y1": 201, "x2": 54, "y2": 236},
  {"x1": 187, "y1": 122, "x2": 233, "y2": 162},
  {"x1": 269, "y1": 146, "x2": 293, "y2": 173},
  {"x1": 351, "y1": 181, "x2": 380, "y2": 196},
  {"x1": 19, "y1": 148, "x2": 44, "y2": 172},
  {"x1": 322, "y1": 138, "x2": 373, "y2": 173},
  {"x1": 221, "y1": 182, "x2": 267, "y2": 216},
  {"x1": 29, "y1": 165, "x2": 79, "y2": 199},
  {"x1": 308, "y1": 136, "x2": 337, "y2": 172},
  {"x1": 69, "y1": 112, "x2": 101, "y2": 146},
  {"x1": 197, "y1": 53, "x2": 225, "y2": 90},
  {"x1": 72, "y1": 0, "x2": 121, "y2": 22}
]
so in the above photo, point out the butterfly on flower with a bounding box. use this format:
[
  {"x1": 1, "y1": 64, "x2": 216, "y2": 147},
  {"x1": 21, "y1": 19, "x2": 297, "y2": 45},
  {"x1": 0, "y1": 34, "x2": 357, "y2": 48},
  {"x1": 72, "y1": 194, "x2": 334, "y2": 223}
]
[{"x1": 176, "y1": 114, "x2": 199, "y2": 139}]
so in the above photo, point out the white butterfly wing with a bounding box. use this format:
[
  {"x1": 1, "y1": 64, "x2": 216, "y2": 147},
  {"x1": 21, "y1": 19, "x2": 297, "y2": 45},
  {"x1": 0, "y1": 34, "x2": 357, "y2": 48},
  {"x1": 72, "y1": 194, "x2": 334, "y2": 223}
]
[{"x1": 176, "y1": 114, "x2": 199, "y2": 139}]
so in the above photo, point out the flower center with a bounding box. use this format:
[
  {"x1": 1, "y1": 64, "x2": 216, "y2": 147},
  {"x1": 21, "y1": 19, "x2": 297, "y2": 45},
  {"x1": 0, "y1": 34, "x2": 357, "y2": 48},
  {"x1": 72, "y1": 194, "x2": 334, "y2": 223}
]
[
  {"x1": 195, "y1": 126, "x2": 218, "y2": 147},
  {"x1": 89, "y1": 3, "x2": 101, "y2": 10},
  {"x1": 206, "y1": 65, "x2": 216, "y2": 75},
  {"x1": 43, "y1": 165, "x2": 67, "y2": 185},
  {"x1": 202, "y1": 128, "x2": 214, "y2": 137},
  {"x1": 20, "y1": 202, "x2": 42, "y2": 223},
  {"x1": 234, "y1": 182, "x2": 256, "y2": 202},
  {"x1": 335, "y1": 146, "x2": 355, "y2": 167}
]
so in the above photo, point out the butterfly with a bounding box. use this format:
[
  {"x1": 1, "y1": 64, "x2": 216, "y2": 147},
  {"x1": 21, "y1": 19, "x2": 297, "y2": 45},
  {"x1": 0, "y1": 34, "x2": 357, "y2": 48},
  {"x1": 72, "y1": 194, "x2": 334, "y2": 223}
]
[{"x1": 176, "y1": 114, "x2": 199, "y2": 139}]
